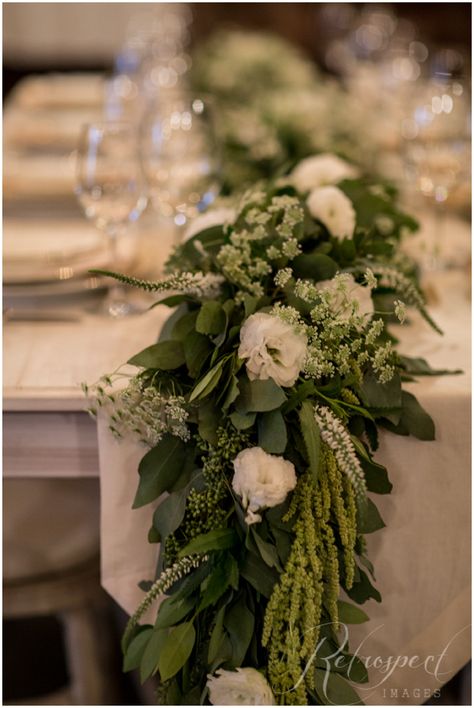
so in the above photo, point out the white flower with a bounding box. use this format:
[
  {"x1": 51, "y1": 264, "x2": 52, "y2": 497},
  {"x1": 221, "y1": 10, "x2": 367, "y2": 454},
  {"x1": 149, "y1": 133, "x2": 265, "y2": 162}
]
[
  {"x1": 232, "y1": 447, "x2": 297, "y2": 525},
  {"x1": 207, "y1": 667, "x2": 275, "y2": 705},
  {"x1": 317, "y1": 274, "x2": 374, "y2": 321},
  {"x1": 182, "y1": 208, "x2": 236, "y2": 242},
  {"x1": 307, "y1": 186, "x2": 356, "y2": 240},
  {"x1": 238, "y1": 313, "x2": 307, "y2": 387},
  {"x1": 290, "y1": 153, "x2": 358, "y2": 192}
]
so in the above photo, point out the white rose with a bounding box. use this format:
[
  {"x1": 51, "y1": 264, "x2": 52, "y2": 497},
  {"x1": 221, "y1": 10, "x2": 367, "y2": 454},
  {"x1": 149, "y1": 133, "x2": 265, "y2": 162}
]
[
  {"x1": 290, "y1": 153, "x2": 358, "y2": 192},
  {"x1": 207, "y1": 668, "x2": 275, "y2": 705},
  {"x1": 182, "y1": 208, "x2": 236, "y2": 242},
  {"x1": 238, "y1": 313, "x2": 307, "y2": 388},
  {"x1": 307, "y1": 186, "x2": 356, "y2": 240},
  {"x1": 232, "y1": 447, "x2": 297, "y2": 525},
  {"x1": 317, "y1": 274, "x2": 374, "y2": 322}
]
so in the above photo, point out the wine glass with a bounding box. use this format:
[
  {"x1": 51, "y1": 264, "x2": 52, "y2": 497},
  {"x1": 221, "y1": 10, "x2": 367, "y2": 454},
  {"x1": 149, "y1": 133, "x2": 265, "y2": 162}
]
[
  {"x1": 139, "y1": 92, "x2": 220, "y2": 242},
  {"x1": 401, "y1": 73, "x2": 470, "y2": 270},
  {"x1": 75, "y1": 121, "x2": 147, "y2": 317}
]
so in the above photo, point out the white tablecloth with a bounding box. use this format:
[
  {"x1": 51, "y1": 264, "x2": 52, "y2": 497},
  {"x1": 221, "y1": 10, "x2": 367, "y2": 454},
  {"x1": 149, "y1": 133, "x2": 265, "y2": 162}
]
[{"x1": 98, "y1": 270, "x2": 470, "y2": 704}]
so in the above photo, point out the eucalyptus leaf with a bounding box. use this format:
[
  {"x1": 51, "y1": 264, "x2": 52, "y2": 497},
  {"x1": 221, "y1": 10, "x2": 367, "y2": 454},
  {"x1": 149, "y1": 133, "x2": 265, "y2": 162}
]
[
  {"x1": 152, "y1": 488, "x2": 187, "y2": 540},
  {"x1": 250, "y1": 527, "x2": 282, "y2": 572},
  {"x1": 179, "y1": 528, "x2": 238, "y2": 557},
  {"x1": 140, "y1": 628, "x2": 169, "y2": 683},
  {"x1": 198, "y1": 555, "x2": 238, "y2": 612},
  {"x1": 361, "y1": 458, "x2": 392, "y2": 494},
  {"x1": 133, "y1": 435, "x2": 188, "y2": 509},
  {"x1": 235, "y1": 377, "x2": 286, "y2": 413},
  {"x1": 359, "y1": 369, "x2": 402, "y2": 410},
  {"x1": 258, "y1": 409, "x2": 287, "y2": 453},
  {"x1": 184, "y1": 330, "x2": 212, "y2": 378},
  {"x1": 128, "y1": 340, "x2": 185, "y2": 370},
  {"x1": 337, "y1": 600, "x2": 369, "y2": 624},
  {"x1": 155, "y1": 596, "x2": 195, "y2": 630},
  {"x1": 314, "y1": 668, "x2": 364, "y2": 705},
  {"x1": 224, "y1": 597, "x2": 255, "y2": 667},
  {"x1": 158, "y1": 622, "x2": 196, "y2": 682},
  {"x1": 230, "y1": 410, "x2": 257, "y2": 430},
  {"x1": 196, "y1": 301, "x2": 226, "y2": 335},
  {"x1": 346, "y1": 567, "x2": 382, "y2": 604},
  {"x1": 357, "y1": 498, "x2": 385, "y2": 534},
  {"x1": 123, "y1": 626, "x2": 153, "y2": 672},
  {"x1": 240, "y1": 552, "x2": 279, "y2": 599},
  {"x1": 292, "y1": 253, "x2": 338, "y2": 281}
]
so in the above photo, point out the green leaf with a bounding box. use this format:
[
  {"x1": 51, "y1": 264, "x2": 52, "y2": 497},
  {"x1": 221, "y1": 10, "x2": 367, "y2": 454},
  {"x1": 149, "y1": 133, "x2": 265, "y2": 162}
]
[
  {"x1": 128, "y1": 340, "x2": 185, "y2": 370},
  {"x1": 337, "y1": 600, "x2": 369, "y2": 624},
  {"x1": 359, "y1": 370, "x2": 402, "y2": 410},
  {"x1": 196, "y1": 301, "x2": 226, "y2": 335},
  {"x1": 357, "y1": 498, "x2": 385, "y2": 534},
  {"x1": 222, "y1": 375, "x2": 240, "y2": 410},
  {"x1": 179, "y1": 528, "x2": 238, "y2": 557},
  {"x1": 361, "y1": 458, "x2": 392, "y2": 494},
  {"x1": 159, "y1": 304, "x2": 189, "y2": 342},
  {"x1": 152, "y1": 488, "x2": 187, "y2": 540},
  {"x1": 400, "y1": 355, "x2": 462, "y2": 377},
  {"x1": 258, "y1": 409, "x2": 287, "y2": 453},
  {"x1": 155, "y1": 596, "x2": 195, "y2": 630},
  {"x1": 171, "y1": 310, "x2": 198, "y2": 341},
  {"x1": 292, "y1": 253, "x2": 338, "y2": 281},
  {"x1": 198, "y1": 555, "x2": 238, "y2": 612},
  {"x1": 123, "y1": 626, "x2": 153, "y2": 672},
  {"x1": 198, "y1": 400, "x2": 220, "y2": 446},
  {"x1": 189, "y1": 359, "x2": 227, "y2": 402},
  {"x1": 184, "y1": 331, "x2": 212, "y2": 378},
  {"x1": 157, "y1": 294, "x2": 192, "y2": 308},
  {"x1": 400, "y1": 391, "x2": 435, "y2": 440},
  {"x1": 235, "y1": 377, "x2": 286, "y2": 413},
  {"x1": 346, "y1": 567, "x2": 382, "y2": 604},
  {"x1": 224, "y1": 597, "x2": 255, "y2": 667},
  {"x1": 240, "y1": 552, "x2": 279, "y2": 599},
  {"x1": 158, "y1": 622, "x2": 196, "y2": 682},
  {"x1": 140, "y1": 628, "x2": 169, "y2": 683},
  {"x1": 314, "y1": 668, "x2": 364, "y2": 705},
  {"x1": 298, "y1": 400, "x2": 321, "y2": 482},
  {"x1": 230, "y1": 410, "x2": 257, "y2": 430},
  {"x1": 133, "y1": 435, "x2": 188, "y2": 508},
  {"x1": 250, "y1": 528, "x2": 282, "y2": 571},
  {"x1": 208, "y1": 606, "x2": 229, "y2": 665}
]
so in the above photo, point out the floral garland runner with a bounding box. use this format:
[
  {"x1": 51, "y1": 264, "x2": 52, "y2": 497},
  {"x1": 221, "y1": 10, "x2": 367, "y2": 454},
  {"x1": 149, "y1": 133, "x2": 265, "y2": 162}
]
[{"x1": 90, "y1": 155, "x2": 444, "y2": 705}]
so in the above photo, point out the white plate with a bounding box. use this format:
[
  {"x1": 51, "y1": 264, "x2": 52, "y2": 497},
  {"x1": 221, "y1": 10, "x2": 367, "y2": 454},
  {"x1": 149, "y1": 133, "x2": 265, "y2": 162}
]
[{"x1": 3, "y1": 220, "x2": 113, "y2": 284}]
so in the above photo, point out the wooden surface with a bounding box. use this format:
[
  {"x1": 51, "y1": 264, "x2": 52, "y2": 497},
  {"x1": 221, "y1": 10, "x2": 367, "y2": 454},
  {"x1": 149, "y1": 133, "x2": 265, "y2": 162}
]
[{"x1": 3, "y1": 304, "x2": 170, "y2": 477}]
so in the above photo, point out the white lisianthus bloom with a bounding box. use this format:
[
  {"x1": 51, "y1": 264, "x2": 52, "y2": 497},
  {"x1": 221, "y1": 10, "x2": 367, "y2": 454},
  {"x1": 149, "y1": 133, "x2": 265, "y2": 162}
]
[
  {"x1": 232, "y1": 447, "x2": 297, "y2": 525},
  {"x1": 307, "y1": 186, "x2": 356, "y2": 240},
  {"x1": 207, "y1": 668, "x2": 275, "y2": 705},
  {"x1": 290, "y1": 153, "x2": 358, "y2": 192},
  {"x1": 238, "y1": 313, "x2": 307, "y2": 387},
  {"x1": 182, "y1": 208, "x2": 236, "y2": 242},
  {"x1": 317, "y1": 274, "x2": 374, "y2": 322}
]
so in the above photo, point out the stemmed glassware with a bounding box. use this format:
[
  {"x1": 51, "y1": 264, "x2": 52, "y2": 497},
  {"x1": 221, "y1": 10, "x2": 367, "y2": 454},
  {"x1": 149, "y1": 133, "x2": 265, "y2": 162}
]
[
  {"x1": 401, "y1": 71, "x2": 470, "y2": 269},
  {"x1": 75, "y1": 121, "x2": 147, "y2": 316},
  {"x1": 139, "y1": 92, "x2": 220, "y2": 241}
]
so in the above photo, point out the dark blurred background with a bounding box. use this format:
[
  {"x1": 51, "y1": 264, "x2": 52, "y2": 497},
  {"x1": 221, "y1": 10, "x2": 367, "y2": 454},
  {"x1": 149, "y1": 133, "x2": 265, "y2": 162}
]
[{"x1": 3, "y1": 2, "x2": 471, "y2": 98}]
